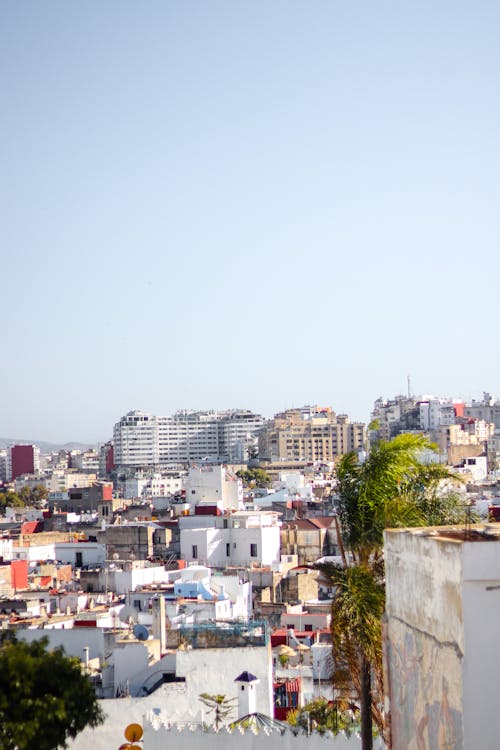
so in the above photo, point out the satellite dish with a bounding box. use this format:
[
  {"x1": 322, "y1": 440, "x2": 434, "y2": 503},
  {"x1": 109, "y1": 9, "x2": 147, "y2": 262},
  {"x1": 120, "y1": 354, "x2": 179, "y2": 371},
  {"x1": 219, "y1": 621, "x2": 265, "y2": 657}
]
[
  {"x1": 133, "y1": 623, "x2": 149, "y2": 641},
  {"x1": 124, "y1": 723, "x2": 143, "y2": 742},
  {"x1": 118, "y1": 606, "x2": 138, "y2": 624}
]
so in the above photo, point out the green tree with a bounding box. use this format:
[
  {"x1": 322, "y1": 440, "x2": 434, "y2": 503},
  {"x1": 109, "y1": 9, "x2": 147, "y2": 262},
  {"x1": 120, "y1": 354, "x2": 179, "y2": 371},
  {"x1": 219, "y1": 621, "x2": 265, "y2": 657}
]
[
  {"x1": 316, "y1": 434, "x2": 466, "y2": 750},
  {"x1": 18, "y1": 485, "x2": 48, "y2": 509},
  {"x1": 198, "y1": 693, "x2": 236, "y2": 730},
  {"x1": 0, "y1": 491, "x2": 25, "y2": 514},
  {"x1": 0, "y1": 633, "x2": 104, "y2": 750},
  {"x1": 287, "y1": 697, "x2": 359, "y2": 735},
  {"x1": 18, "y1": 486, "x2": 32, "y2": 505},
  {"x1": 236, "y1": 468, "x2": 271, "y2": 488}
]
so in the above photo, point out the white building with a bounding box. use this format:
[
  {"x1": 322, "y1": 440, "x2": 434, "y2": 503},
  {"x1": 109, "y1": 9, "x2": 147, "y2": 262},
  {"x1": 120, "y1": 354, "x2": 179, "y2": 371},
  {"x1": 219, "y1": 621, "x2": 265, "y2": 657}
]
[
  {"x1": 419, "y1": 397, "x2": 456, "y2": 431},
  {"x1": 183, "y1": 464, "x2": 243, "y2": 511},
  {"x1": 179, "y1": 511, "x2": 281, "y2": 568},
  {"x1": 4, "y1": 541, "x2": 105, "y2": 566},
  {"x1": 113, "y1": 409, "x2": 264, "y2": 470},
  {"x1": 70, "y1": 449, "x2": 100, "y2": 473},
  {"x1": 125, "y1": 473, "x2": 184, "y2": 500},
  {"x1": 127, "y1": 565, "x2": 252, "y2": 623},
  {"x1": 454, "y1": 455, "x2": 488, "y2": 482}
]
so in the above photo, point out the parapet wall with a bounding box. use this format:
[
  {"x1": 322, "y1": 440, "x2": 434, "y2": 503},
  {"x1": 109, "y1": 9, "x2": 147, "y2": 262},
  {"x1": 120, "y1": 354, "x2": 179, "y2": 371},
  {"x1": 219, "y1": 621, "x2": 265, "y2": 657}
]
[{"x1": 144, "y1": 714, "x2": 364, "y2": 750}]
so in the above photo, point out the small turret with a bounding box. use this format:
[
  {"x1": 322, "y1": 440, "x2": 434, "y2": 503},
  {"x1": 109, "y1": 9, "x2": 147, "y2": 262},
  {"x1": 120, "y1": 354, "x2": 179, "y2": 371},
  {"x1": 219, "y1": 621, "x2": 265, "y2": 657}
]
[{"x1": 234, "y1": 671, "x2": 259, "y2": 718}]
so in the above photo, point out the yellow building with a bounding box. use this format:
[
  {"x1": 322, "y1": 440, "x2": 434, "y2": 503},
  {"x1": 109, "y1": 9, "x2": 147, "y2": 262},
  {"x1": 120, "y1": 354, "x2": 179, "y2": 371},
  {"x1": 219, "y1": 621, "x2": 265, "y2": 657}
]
[{"x1": 258, "y1": 406, "x2": 365, "y2": 463}]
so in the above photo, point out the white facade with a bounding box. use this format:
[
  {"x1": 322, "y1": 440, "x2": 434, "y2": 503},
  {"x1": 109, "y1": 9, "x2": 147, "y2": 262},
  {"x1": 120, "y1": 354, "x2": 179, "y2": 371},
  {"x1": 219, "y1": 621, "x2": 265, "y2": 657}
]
[
  {"x1": 455, "y1": 455, "x2": 488, "y2": 482},
  {"x1": 419, "y1": 398, "x2": 455, "y2": 431},
  {"x1": 113, "y1": 409, "x2": 264, "y2": 469},
  {"x1": 110, "y1": 564, "x2": 173, "y2": 595},
  {"x1": 6, "y1": 541, "x2": 105, "y2": 565},
  {"x1": 180, "y1": 511, "x2": 281, "y2": 568},
  {"x1": 183, "y1": 464, "x2": 243, "y2": 510},
  {"x1": 70, "y1": 450, "x2": 100, "y2": 472},
  {"x1": 114, "y1": 411, "x2": 159, "y2": 467},
  {"x1": 125, "y1": 473, "x2": 184, "y2": 500},
  {"x1": 53, "y1": 542, "x2": 105, "y2": 567}
]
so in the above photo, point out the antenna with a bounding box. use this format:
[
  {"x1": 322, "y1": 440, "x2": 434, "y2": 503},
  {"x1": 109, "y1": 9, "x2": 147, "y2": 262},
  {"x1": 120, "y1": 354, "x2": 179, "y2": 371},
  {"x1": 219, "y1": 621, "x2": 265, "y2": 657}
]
[{"x1": 407, "y1": 374, "x2": 411, "y2": 398}]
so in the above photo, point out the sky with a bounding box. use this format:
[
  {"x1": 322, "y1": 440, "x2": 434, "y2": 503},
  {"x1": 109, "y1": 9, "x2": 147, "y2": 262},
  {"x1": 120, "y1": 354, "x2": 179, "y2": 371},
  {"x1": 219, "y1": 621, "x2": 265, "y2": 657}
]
[{"x1": 1, "y1": 1, "x2": 499, "y2": 443}]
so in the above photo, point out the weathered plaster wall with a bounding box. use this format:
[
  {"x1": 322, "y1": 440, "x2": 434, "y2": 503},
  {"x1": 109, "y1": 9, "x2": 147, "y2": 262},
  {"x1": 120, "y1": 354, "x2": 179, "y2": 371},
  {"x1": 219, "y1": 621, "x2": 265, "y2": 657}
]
[
  {"x1": 385, "y1": 531, "x2": 464, "y2": 650},
  {"x1": 385, "y1": 528, "x2": 500, "y2": 749},
  {"x1": 385, "y1": 615, "x2": 463, "y2": 749},
  {"x1": 144, "y1": 721, "x2": 364, "y2": 750},
  {"x1": 175, "y1": 644, "x2": 273, "y2": 717},
  {"x1": 384, "y1": 530, "x2": 465, "y2": 750}
]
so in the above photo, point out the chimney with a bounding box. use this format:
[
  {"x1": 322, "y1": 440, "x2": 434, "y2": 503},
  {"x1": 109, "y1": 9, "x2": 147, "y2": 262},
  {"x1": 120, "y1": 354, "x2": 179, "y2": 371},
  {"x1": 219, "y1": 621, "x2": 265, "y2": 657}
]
[
  {"x1": 82, "y1": 646, "x2": 89, "y2": 671},
  {"x1": 151, "y1": 595, "x2": 166, "y2": 654},
  {"x1": 234, "y1": 671, "x2": 260, "y2": 718}
]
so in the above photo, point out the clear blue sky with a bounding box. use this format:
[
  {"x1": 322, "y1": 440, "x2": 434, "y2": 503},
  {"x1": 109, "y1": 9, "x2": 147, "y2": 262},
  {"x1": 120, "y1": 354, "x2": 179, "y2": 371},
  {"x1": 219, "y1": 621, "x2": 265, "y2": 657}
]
[{"x1": 1, "y1": 1, "x2": 499, "y2": 443}]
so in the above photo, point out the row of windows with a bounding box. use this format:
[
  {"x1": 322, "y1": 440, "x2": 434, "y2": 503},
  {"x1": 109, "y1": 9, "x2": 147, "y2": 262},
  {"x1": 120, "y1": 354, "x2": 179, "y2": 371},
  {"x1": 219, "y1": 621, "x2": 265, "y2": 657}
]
[{"x1": 191, "y1": 543, "x2": 258, "y2": 558}]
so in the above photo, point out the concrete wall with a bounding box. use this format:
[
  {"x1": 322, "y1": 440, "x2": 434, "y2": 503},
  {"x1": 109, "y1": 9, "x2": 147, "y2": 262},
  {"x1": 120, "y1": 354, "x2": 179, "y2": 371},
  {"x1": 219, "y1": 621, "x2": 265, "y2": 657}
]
[
  {"x1": 112, "y1": 564, "x2": 171, "y2": 594},
  {"x1": 384, "y1": 529, "x2": 465, "y2": 750},
  {"x1": 113, "y1": 641, "x2": 150, "y2": 695},
  {"x1": 144, "y1": 719, "x2": 363, "y2": 750},
  {"x1": 17, "y1": 627, "x2": 107, "y2": 661},
  {"x1": 180, "y1": 525, "x2": 280, "y2": 568},
  {"x1": 68, "y1": 699, "x2": 367, "y2": 750},
  {"x1": 384, "y1": 528, "x2": 500, "y2": 750},
  {"x1": 175, "y1": 644, "x2": 273, "y2": 718},
  {"x1": 55, "y1": 542, "x2": 106, "y2": 566}
]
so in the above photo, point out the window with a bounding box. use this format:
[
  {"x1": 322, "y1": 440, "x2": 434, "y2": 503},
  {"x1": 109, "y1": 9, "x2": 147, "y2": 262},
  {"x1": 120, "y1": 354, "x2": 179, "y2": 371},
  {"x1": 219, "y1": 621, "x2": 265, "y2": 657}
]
[
  {"x1": 226, "y1": 543, "x2": 231, "y2": 557},
  {"x1": 75, "y1": 552, "x2": 83, "y2": 567},
  {"x1": 250, "y1": 543, "x2": 257, "y2": 557},
  {"x1": 192, "y1": 545, "x2": 198, "y2": 558}
]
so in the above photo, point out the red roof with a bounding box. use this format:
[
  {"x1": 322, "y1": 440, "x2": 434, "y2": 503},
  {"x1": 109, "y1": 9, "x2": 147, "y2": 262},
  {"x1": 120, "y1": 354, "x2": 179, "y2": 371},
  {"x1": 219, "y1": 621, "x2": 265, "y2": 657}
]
[
  {"x1": 273, "y1": 678, "x2": 302, "y2": 692},
  {"x1": 21, "y1": 521, "x2": 44, "y2": 534}
]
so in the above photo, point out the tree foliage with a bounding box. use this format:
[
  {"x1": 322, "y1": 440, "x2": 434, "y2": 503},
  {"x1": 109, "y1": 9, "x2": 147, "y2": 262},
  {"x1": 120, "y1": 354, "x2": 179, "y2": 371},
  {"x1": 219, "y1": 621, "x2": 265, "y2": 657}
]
[
  {"x1": 287, "y1": 696, "x2": 359, "y2": 735},
  {"x1": 236, "y1": 468, "x2": 272, "y2": 488},
  {"x1": 316, "y1": 434, "x2": 468, "y2": 749},
  {"x1": 0, "y1": 633, "x2": 104, "y2": 750},
  {"x1": 0, "y1": 491, "x2": 26, "y2": 513},
  {"x1": 18, "y1": 485, "x2": 48, "y2": 509},
  {"x1": 198, "y1": 693, "x2": 236, "y2": 730}
]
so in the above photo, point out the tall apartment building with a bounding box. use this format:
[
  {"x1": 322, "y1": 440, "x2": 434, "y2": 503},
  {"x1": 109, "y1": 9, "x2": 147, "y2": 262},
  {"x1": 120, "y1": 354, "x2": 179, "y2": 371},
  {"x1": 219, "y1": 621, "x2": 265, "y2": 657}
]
[
  {"x1": 113, "y1": 409, "x2": 264, "y2": 470},
  {"x1": 6, "y1": 444, "x2": 40, "y2": 481},
  {"x1": 258, "y1": 406, "x2": 366, "y2": 463}
]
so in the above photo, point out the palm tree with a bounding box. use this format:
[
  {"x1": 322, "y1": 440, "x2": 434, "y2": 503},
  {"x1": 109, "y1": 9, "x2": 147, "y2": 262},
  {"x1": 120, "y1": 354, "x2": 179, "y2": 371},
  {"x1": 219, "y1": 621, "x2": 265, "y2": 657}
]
[
  {"x1": 316, "y1": 433, "x2": 466, "y2": 750},
  {"x1": 198, "y1": 693, "x2": 237, "y2": 730}
]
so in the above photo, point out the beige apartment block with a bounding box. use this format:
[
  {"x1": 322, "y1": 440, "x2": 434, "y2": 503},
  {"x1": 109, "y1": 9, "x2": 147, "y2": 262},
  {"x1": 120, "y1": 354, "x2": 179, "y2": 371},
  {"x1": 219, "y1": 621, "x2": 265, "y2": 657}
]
[{"x1": 258, "y1": 406, "x2": 365, "y2": 463}]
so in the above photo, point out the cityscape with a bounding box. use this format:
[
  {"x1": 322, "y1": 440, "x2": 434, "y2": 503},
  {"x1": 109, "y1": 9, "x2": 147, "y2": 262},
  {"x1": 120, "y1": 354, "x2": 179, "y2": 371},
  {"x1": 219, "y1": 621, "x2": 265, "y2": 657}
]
[
  {"x1": 2, "y1": 2, "x2": 499, "y2": 749},
  {"x1": 1, "y1": 390, "x2": 500, "y2": 749}
]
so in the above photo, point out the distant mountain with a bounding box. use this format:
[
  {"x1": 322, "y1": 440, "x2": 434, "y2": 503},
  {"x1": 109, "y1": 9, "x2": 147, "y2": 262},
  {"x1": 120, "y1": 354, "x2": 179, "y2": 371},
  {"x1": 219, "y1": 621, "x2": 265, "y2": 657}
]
[{"x1": 0, "y1": 438, "x2": 96, "y2": 453}]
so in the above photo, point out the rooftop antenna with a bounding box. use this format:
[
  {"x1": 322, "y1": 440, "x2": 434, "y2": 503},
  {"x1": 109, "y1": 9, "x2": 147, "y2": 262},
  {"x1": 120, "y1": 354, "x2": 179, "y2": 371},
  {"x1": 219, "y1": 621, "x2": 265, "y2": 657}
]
[{"x1": 407, "y1": 374, "x2": 411, "y2": 398}]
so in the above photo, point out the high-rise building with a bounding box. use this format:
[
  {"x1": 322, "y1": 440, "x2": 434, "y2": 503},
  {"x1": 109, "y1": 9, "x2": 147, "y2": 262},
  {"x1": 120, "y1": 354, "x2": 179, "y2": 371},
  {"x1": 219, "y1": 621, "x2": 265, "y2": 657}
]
[
  {"x1": 258, "y1": 406, "x2": 366, "y2": 463},
  {"x1": 113, "y1": 409, "x2": 264, "y2": 470},
  {"x1": 7, "y1": 444, "x2": 40, "y2": 481}
]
